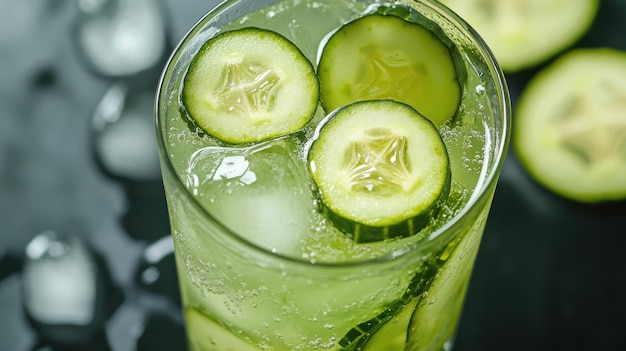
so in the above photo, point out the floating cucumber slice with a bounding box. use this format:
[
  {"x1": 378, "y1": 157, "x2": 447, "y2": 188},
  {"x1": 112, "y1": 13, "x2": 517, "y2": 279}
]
[
  {"x1": 514, "y1": 48, "x2": 626, "y2": 203},
  {"x1": 317, "y1": 14, "x2": 462, "y2": 126},
  {"x1": 439, "y1": 0, "x2": 599, "y2": 72},
  {"x1": 182, "y1": 28, "x2": 319, "y2": 144},
  {"x1": 185, "y1": 308, "x2": 257, "y2": 351},
  {"x1": 307, "y1": 100, "x2": 450, "y2": 243}
]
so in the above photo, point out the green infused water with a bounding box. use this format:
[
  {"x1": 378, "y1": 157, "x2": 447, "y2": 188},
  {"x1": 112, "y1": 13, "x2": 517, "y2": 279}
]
[{"x1": 158, "y1": 0, "x2": 503, "y2": 350}]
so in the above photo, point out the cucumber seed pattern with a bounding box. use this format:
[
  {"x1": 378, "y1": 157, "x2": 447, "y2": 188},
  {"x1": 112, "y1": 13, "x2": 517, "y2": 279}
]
[
  {"x1": 556, "y1": 80, "x2": 626, "y2": 166},
  {"x1": 344, "y1": 128, "x2": 412, "y2": 196},
  {"x1": 355, "y1": 45, "x2": 422, "y2": 101},
  {"x1": 215, "y1": 61, "x2": 280, "y2": 119}
]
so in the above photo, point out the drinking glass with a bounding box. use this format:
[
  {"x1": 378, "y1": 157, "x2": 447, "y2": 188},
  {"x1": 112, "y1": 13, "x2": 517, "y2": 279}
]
[{"x1": 155, "y1": 0, "x2": 510, "y2": 350}]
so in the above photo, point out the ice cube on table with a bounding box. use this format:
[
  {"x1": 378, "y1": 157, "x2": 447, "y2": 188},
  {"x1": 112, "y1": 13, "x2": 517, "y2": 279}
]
[
  {"x1": 92, "y1": 83, "x2": 161, "y2": 182},
  {"x1": 23, "y1": 231, "x2": 98, "y2": 326},
  {"x1": 185, "y1": 139, "x2": 315, "y2": 256},
  {"x1": 21, "y1": 231, "x2": 122, "y2": 346},
  {"x1": 73, "y1": 0, "x2": 168, "y2": 77}
]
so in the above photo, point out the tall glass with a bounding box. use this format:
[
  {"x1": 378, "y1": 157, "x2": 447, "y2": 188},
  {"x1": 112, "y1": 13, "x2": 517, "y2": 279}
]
[{"x1": 155, "y1": 0, "x2": 510, "y2": 350}]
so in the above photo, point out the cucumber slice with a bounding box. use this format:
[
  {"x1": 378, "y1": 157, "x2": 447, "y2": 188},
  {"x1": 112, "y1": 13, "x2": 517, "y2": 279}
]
[
  {"x1": 405, "y1": 227, "x2": 479, "y2": 351},
  {"x1": 182, "y1": 28, "x2": 319, "y2": 144},
  {"x1": 514, "y1": 48, "x2": 626, "y2": 203},
  {"x1": 317, "y1": 14, "x2": 462, "y2": 126},
  {"x1": 338, "y1": 298, "x2": 419, "y2": 351},
  {"x1": 338, "y1": 221, "x2": 470, "y2": 350},
  {"x1": 359, "y1": 301, "x2": 418, "y2": 350},
  {"x1": 439, "y1": 0, "x2": 599, "y2": 72},
  {"x1": 185, "y1": 308, "x2": 257, "y2": 351},
  {"x1": 337, "y1": 257, "x2": 439, "y2": 350},
  {"x1": 307, "y1": 100, "x2": 450, "y2": 243}
]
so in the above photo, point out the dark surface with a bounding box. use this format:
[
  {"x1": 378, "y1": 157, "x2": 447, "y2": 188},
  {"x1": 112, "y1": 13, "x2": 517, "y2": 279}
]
[{"x1": 1, "y1": 1, "x2": 625, "y2": 350}]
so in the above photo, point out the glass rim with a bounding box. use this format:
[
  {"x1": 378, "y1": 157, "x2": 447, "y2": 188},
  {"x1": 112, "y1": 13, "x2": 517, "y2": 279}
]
[{"x1": 154, "y1": 0, "x2": 512, "y2": 268}]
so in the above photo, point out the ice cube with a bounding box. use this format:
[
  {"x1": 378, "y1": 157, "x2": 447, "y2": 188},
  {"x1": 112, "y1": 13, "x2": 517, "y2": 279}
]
[
  {"x1": 211, "y1": 189, "x2": 312, "y2": 254},
  {"x1": 92, "y1": 83, "x2": 161, "y2": 182},
  {"x1": 21, "y1": 231, "x2": 122, "y2": 346},
  {"x1": 212, "y1": 155, "x2": 257, "y2": 184},
  {"x1": 186, "y1": 139, "x2": 315, "y2": 256},
  {"x1": 23, "y1": 232, "x2": 98, "y2": 326},
  {"x1": 73, "y1": 0, "x2": 168, "y2": 77}
]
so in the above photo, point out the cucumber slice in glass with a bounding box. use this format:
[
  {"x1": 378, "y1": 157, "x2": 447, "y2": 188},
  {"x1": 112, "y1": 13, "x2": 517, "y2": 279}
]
[
  {"x1": 182, "y1": 28, "x2": 319, "y2": 144},
  {"x1": 338, "y1": 219, "x2": 473, "y2": 350},
  {"x1": 358, "y1": 300, "x2": 419, "y2": 350},
  {"x1": 307, "y1": 100, "x2": 450, "y2": 243},
  {"x1": 439, "y1": 0, "x2": 599, "y2": 72},
  {"x1": 514, "y1": 48, "x2": 626, "y2": 203},
  {"x1": 337, "y1": 258, "x2": 439, "y2": 350},
  {"x1": 317, "y1": 14, "x2": 462, "y2": 126},
  {"x1": 338, "y1": 295, "x2": 419, "y2": 351},
  {"x1": 405, "y1": 225, "x2": 480, "y2": 351}
]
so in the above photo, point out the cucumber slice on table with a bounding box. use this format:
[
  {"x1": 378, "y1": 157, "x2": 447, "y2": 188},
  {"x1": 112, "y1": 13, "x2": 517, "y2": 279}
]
[
  {"x1": 317, "y1": 14, "x2": 462, "y2": 126},
  {"x1": 307, "y1": 100, "x2": 450, "y2": 243},
  {"x1": 439, "y1": 0, "x2": 599, "y2": 72},
  {"x1": 514, "y1": 48, "x2": 626, "y2": 203},
  {"x1": 182, "y1": 28, "x2": 319, "y2": 144}
]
